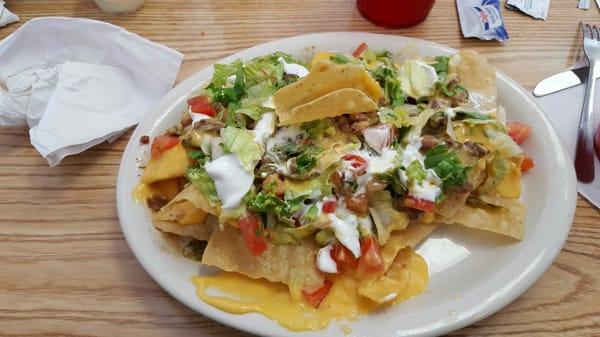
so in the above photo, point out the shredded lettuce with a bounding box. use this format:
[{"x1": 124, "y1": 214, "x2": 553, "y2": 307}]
[
  {"x1": 300, "y1": 119, "x2": 335, "y2": 141},
  {"x1": 406, "y1": 160, "x2": 427, "y2": 183},
  {"x1": 477, "y1": 155, "x2": 509, "y2": 194},
  {"x1": 210, "y1": 60, "x2": 242, "y2": 88},
  {"x1": 210, "y1": 61, "x2": 246, "y2": 107},
  {"x1": 379, "y1": 106, "x2": 416, "y2": 128},
  {"x1": 300, "y1": 204, "x2": 319, "y2": 223},
  {"x1": 484, "y1": 127, "x2": 523, "y2": 158},
  {"x1": 406, "y1": 108, "x2": 436, "y2": 140},
  {"x1": 241, "y1": 81, "x2": 275, "y2": 106},
  {"x1": 185, "y1": 151, "x2": 220, "y2": 205},
  {"x1": 234, "y1": 106, "x2": 269, "y2": 121},
  {"x1": 369, "y1": 190, "x2": 410, "y2": 245},
  {"x1": 454, "y1": 110, "x2": 491, "y2": 120},
  {"x1": 440, "y1": 82, "x2": 468, "y2": 98},
  {"x1": 424, "y1": 145, "x2": 469, "y2": 189},
  {"x1": 186, "y1": 167, "x2": 220, "y2": 205},
  {"x1": 370, "y1": 64, "x2": 405, "y2": 107},
  {"x1": 432, "y1": 56, "x2": 450, "y2": 78},
  {"x1": 220, "y1": 126, "x2": 264, "y2": 170},
  {"x1": 247, "y1": 191, "x2": 307, "y2": 226},
  {"x1": 330, "y1": 54, "x2": 351, "y2": 64}
]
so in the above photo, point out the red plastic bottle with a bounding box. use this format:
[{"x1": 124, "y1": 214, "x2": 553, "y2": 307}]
[{"x1": 357, "y1": 0, "x2": 436, "y2": 28}]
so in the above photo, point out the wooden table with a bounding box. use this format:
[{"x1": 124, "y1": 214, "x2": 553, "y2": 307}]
[{"x1": 1, "y1": 1, "x2": 599, "y2": 336}]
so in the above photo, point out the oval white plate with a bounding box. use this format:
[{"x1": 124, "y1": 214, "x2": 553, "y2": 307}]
[{"x1": 116, "y1": 33, "x2": 577, "y2": 337}]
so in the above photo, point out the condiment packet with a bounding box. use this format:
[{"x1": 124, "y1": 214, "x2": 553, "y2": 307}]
[
  {"x1": 506, "y1": 0, "x2": 550, "y2": 20},
  {"x1": 578, "y1": 0, "x2": 590, "y2": 10},
  {"x1": 0, "y1": 0, "x2": 19, "y2": 27},
  {"x1": 0, "y1": 17, "x2": 183, "y2": 166},
  {"x1": 456, "y1": 0, "x2": 509, "y2": 42}
]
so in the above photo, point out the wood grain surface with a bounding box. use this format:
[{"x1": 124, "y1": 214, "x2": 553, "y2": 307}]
[{"x1": 1, "y1": 1, "x2": 599, "y2": 336}]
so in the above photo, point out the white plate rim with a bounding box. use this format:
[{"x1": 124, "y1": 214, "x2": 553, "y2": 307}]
[{"x1": 116, "y1": 32, "x2": 577, "y2": 337}]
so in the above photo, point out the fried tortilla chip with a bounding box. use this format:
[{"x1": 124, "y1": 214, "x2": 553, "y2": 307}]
[
  {"x1": 154, "y1": 200, "x2": 208, "y2": 225},
  {"x1": 369, "y1": 191, "x2": 410, "y2": 245},
  {"x1": 450, "y1": 50, "x2": 496, "y2": 113},
  {"x1": 436, "y1": 196, "x2": 525, "y2": 240},
  {"x1": 379, "y1": 223, "x2": 437, "y2": 272},
  {"x1": 153, "y1": 214, "x2": 218, "y2": 241},
  {"x1": 161, "y1": 184, "x2": 218, "y2": 215},
  {"x1": 354, "y1": 223, "x2": 436, "y2": 298},
  {"x1": 274, "y1": 60, "x2": 381, "y2": 125},
  {"x1": 278, "y1": 88, "x2": 377, "y2": 126},
  {"x1": 436, "y1": 157, "x2": 487, "y2": 218},
  {"x1": 202, "y1": 226, "x2": 325, "y2": 292},
  {"x1": 358, "y1": 248, "x2": 428, "y2": 304},
  {"x1": 141, "y1": 142, "x2": 189, "y2": 184}
]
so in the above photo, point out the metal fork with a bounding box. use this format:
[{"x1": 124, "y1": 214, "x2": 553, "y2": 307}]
[{"x1": 575, "y1": 23, "x2": 600, "y2": 183}]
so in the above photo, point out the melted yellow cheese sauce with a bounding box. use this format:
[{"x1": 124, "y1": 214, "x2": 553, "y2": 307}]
[
  {"x1": 193, "y1": 250, "x2": 428, "y2": 332},
  {"x1": 454, "y1": 124, "x2": 522, "y2": 198},
  {"x1": 133, "y1": 182, "x2": 154, "y2": 203}
]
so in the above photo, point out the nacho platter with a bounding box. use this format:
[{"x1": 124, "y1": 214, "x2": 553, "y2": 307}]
[{"x1": 116, "y1": 33, "x2": 576, "y2": 337}]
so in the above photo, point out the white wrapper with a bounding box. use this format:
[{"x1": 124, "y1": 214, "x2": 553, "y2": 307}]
[{"x1": 506, "y1": 0, "x2": 550, "y2": 20}]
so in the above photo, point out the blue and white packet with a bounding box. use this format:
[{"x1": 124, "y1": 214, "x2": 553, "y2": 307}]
[{"x1": 456, "y1": 0, "x2": 509, "y2": 42}]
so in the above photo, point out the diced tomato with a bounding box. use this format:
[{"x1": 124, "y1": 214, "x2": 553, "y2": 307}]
[
  {"x1": 238, "y1": 213, "x2": 267, "y2": 256},
  {"x1": 330, "y1": 242, "x2": 358, "y2": 269},
  {"x1": 352, "y1": 42, "x2": 369, "y2": 58},
  {"x1": 404, "y1": 195, "x2": 436, "y2": 213},
  {"x1": 322, "y1": 198, "x2": 338, "y2": 213},
  {"x1": 507, "y1": 121, "x2": 532, "y2": 145},
  {"x1": 303, "y1": 280, "x2": 333, "y2": 308},
  {"x1": 150, "y1": 135, "x2": 179, "y2": 159},
  {"x1": 187, "y1": 95, "x2": 217, "y2": 117},
  {"x1": 357, "y1": 236, "x2": 385, "y2": 274},
  {"x1": 342, "y1": 154, "x2": 368, "y2": 173},
  {"x1": 521, "y1": 153, "x2": 535, "y2": 172}
]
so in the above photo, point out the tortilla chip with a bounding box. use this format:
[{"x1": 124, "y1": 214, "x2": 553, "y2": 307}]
[
  {"x1": 436, "y1": 191, "x2": 470, "y2": 218},
  {"x1": 436, "y1": 196, "x2": 525, "y2": 240},
  {"x1": 274, "y1": 60, "x2": 381, "y2": 124},
  {"x1": 161, "y1": 184, "x2": 218, "y2": 215},
  {"x1": 154, "y1": 200, "x2": 208, "y2": 225},
  {"x1": 141, "y1": 142, "x2": 188, "y2": 184},
  {"x1": 278, "y1": 88, "x2": 377, "y2": 126},
  {"x1": 380, "y1": 223, "x2": 437, "y2": 272},
  {"x1": 369, "y1": 190, "x2": 410, "y2": 245},
  {"x1": 153, "y1": 214, "x2": 218, "y2": 241},
  {"x1": 358, "y1": 248, "x2": 428, "y2": 304},
  {"x1": 202, "y1": 226, "x2": 325, "y2": 292},
  {"x1": 450, "y1": 50, "x2": 496, "y2": 113},
  {"x1": 359, "y1": 249, "x2": 411, "y2": 303}
]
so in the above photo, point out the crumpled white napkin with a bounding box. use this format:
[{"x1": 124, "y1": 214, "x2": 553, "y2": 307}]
[
  {"x1": 532, "y1": 60, "x2": 600, "y2": 208},
  {"x1": 0, "y1": 1, "x2": 19, "y2": 27},
  {"x1": 0, "y1": 17, "x2": 183, "y2": 166}
]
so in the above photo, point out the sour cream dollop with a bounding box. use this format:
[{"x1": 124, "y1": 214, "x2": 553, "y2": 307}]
[
  {"x1": 328, "y1": 210, "x2": 361, "y2": 258},
  {"x1": 253, "y1": 112, "x2": 276, "y2": 146},
  {"x1": 278, "y1": 57, "x2": 309, "y2": 78},
  {"x1": 316, "y1": 244, "x2": 338, "y2": 273},
  {"x1": 205, "y1": 154, "x2": 254, "y2": 209}
]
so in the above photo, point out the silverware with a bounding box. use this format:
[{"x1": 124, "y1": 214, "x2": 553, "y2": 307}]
[
  {"x1": 575, "y1": 23, "x2": 600, "y2": 183},
  {"x1": 532, "y1": 66, "x2": 591, "y2": 97}
]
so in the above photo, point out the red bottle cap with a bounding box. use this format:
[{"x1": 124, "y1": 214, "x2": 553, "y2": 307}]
[{"x1": 357, "y1": 0, "x2": 436, "y2": 28}]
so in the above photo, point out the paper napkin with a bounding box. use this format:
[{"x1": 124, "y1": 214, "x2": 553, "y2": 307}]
[
  {"x1": 0, "y1": 1, "x2": 19, "y2": 27},
  {"x1": 0, "y1": 17, "x2": 183, "y2": 166},
  {"x1": 532, "y1": 63, "x2": 600, "y2": 208}
]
